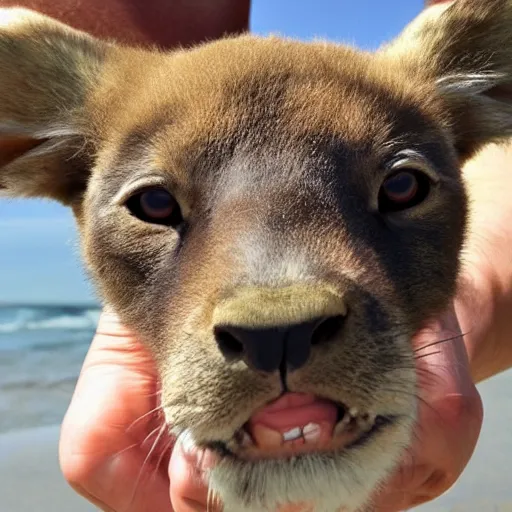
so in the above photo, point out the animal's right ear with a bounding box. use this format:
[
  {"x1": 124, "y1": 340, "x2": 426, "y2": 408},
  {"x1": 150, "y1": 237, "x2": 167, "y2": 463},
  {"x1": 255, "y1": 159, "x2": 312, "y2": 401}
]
[
  {"x1": 0, "y1": 8, "x2": 108, "y2": 205},
  {"x1": 380, "y1": 0, "x2": 512, "y2": 161}
]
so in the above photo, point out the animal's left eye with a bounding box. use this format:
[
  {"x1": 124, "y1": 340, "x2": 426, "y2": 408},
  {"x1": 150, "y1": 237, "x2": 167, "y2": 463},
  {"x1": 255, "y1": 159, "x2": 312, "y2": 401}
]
[
  {"x1": 378, "y1": 170, "x2": 430, "y2": 213},
  {"x1": 125, "y1": 187, "x2": 183, "y2": 227}
]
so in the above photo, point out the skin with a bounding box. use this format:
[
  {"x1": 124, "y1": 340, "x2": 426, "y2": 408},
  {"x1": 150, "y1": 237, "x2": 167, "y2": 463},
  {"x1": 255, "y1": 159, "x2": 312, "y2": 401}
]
[
  {"x1": 0, "y1": 0, "x2": 251, "y2": 48},
  {"x1": 3, "y1": 0, "x2": 506, "y2": 510}
]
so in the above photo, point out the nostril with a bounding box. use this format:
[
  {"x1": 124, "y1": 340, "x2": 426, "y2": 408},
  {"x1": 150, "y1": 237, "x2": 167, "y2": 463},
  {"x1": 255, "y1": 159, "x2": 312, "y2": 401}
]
[
  {"x1": 214, "y1": 326, "x2": 245, "y2": 361},
  {"x1": 311, "y1": 315, "x2": 345, "y2": 346}
]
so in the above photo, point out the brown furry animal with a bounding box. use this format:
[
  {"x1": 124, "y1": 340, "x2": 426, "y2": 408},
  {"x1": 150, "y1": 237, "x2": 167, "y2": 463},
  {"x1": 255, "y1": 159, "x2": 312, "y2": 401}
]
[{"x1": 1, "y1": 2, "x2": 512, "y2": 510}]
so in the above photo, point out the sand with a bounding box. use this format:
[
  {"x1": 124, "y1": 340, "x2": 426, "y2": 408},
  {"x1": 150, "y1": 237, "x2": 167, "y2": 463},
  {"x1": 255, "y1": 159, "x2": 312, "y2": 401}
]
[
  {"x1": 0, "y1": 425, "x2": 94, "y2": 512},
  {"x1": 0, "y1": 370, "x2": 510, "y2": 512}
]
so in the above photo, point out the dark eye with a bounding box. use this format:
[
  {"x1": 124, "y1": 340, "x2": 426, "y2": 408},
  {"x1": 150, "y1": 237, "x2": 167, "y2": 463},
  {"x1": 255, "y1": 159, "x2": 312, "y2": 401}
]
[
  {"x1": 378, "y1": 170, "x2": 430, "y2": 213},
  {"x1": 125, "y1": 188, "x2": 183, "y2": 226}
]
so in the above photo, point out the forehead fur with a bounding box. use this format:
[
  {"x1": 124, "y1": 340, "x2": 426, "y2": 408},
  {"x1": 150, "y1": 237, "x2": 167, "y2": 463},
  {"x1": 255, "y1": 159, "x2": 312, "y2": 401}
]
[{"x1": 90, "y1": 36, "x2": 448, "y2": 162}]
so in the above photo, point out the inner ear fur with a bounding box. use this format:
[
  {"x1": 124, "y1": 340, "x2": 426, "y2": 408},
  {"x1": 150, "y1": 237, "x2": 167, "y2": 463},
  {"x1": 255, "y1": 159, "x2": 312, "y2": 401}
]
[
  {"x1": 379, "y1": 0, "x2": 512, "y2": 160},
  {"x1": 0, "y1": 8, "x2": 107, "y2": 204}
]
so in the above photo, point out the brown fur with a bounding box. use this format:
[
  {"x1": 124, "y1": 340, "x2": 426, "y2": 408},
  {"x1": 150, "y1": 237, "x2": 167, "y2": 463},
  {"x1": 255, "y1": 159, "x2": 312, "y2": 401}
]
[{"x1": 1, "y1": 2, "x2": 512, "y2": 510}]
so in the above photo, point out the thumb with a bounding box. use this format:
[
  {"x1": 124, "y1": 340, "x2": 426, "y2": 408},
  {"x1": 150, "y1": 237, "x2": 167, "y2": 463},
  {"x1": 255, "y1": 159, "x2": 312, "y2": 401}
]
[
  {"x1": 374, "y1": 307, "x2": 483, "y2": 511},
  {"x1": 402, "y1": 307, "x2": 482, "y2": 502},
  {"x1": 169, "y1": 435, "x2": 220, "y2": 512},
  {"x1": 414, "y1": 306, "x2": 482, "y2": 429}
]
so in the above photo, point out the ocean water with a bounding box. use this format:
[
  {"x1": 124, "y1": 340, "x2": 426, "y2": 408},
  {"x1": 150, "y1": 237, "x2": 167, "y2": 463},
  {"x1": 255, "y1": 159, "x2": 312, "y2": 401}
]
[{"x1": 0, "y1": 305, "x2": 100, "y2": 433}]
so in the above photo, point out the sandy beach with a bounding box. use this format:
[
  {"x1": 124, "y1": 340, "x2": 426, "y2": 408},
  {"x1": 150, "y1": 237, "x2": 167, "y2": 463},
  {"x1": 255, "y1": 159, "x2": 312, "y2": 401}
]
[
  {"x1": 0, "y1": 425, "x2": 94, "y2": 512},
  {"x1": 0, "y1": 369, "x2": 511, "y2": 512}
]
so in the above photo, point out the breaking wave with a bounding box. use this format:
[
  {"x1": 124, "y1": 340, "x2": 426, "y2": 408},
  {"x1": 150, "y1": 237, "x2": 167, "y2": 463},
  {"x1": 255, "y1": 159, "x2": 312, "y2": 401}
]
[{"x1": 0, "y1": 305, "x2": 100, "y2": 334}]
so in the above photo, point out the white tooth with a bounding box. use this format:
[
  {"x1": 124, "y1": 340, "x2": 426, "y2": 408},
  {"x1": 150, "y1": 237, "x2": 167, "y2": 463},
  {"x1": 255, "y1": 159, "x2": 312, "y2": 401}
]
[
  {"x1": 226, "y1": 438, "x2": 238, "y2": 451},
  {"x1": 240, "y1": 430, "x2": 253, "y2": 447},
  {"x1": 282, "y1": 427, "x2": 302, "y2": 441},
  {"x1": 339, "y1": 415, "x2": 351, "y2": 426},
  {"x1": 303, "y1": 423, "x2": 321, "y2": 442},
  {"x1": 334, "y1": 414, "x2": 351, "y2": 435},
  {"x1": 349, "y1": 407, "x2": 359, "y2": 417},
  {"x1": 341, "y1": 413, "x2": 352, "y2": 425},
  {"x1": 303, "y1": 423, "x2": 319, "y2": 434},
  {"x1": 334, "y1": 422, "x2": 347, "y2": 435}
]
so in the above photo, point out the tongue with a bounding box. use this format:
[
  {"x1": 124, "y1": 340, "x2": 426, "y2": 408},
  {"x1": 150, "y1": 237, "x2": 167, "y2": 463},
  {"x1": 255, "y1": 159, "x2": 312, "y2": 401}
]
[{"x1": 246, "y1": 393, "x2": 338, "y2": 448}]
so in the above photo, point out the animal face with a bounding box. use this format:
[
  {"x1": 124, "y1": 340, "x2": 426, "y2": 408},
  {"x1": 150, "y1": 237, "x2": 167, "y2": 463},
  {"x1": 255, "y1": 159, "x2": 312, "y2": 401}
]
[{"x1": 1, "y1": 2, "x2": 512, "y2": 510}]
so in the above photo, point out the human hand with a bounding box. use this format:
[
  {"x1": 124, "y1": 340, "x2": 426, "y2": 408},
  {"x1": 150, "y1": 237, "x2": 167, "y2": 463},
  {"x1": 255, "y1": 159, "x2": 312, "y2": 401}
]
[
  {"x1": 369, "y1": 305, "x2": 483, "y2": 511},
  {"x1": 352, "y1": 142, "x2": 512, "y2": 512},
  {"x1": 0, "y1": 0, "x2": 250, "y2": 49},
  {"x1": 59, "y1": 310, "x2": 213, "y2": 512},
  {"x1": 59, "y1": 310, "x2": 175, "y2": 511}
]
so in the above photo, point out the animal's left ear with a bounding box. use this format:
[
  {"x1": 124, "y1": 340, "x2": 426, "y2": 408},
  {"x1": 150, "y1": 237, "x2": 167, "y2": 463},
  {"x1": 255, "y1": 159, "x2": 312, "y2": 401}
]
[
  {"x1": 380, "y1": 0, "x2": 512, "y2": 160},
  {"x1": 0, "y1": 8, "x2": 108, "y2": 205}
]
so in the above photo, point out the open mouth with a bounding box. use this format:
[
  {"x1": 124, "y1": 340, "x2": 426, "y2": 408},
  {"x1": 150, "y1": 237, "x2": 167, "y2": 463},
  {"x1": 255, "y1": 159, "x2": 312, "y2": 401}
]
[{"x1": 217, "y1": 393, "x2": 393, "y2": 460}]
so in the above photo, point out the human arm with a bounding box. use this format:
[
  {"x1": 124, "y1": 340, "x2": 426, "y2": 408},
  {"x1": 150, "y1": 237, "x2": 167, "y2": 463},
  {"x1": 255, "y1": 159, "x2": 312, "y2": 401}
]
[
  {"x1": 456, "y1": 143, "x2": 512, "y2": 383},
  {"x1": 0, "y1": 0, "x2": 250, "y2": 48}
]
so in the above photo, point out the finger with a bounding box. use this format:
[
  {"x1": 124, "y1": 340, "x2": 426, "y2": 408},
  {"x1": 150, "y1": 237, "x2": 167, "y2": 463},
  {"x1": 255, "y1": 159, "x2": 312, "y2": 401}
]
[
  {"x1": 60, "y1": 311, "x2": 174, "y2": 511},
  {"x1": 61, "y1": 311, "x2": 158, "y2": 463},
  {"x1": 169, "y1": 438, "x2": 217, "y2": 512},
  {"x1": 414, "y1": 306, "x2": 475, "y2": 401},
  {"x1": 426, "y1": 0, "x2": 455, "y2": 5},
  {"x1": 373, "y1": 309, "x2": 483, "y2": 510},
  {"x1": 372, "y1": 462, "x2": 434, "y2": 511},
  {"x1": 168, "y1": 439, "x2": 316, "y2": 512},
  {"x1": 413, "y1": 308, "x2": 482, "y2": 471},
  {"x1": 63, "y1": 444, "x2": 174, "y2": 512}
]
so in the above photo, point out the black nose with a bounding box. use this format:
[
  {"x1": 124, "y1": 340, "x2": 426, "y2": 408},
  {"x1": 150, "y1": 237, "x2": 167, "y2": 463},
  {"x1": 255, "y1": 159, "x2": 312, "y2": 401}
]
[{"x1": 214, "y1": 315, "x2": 345, "y2": 373}]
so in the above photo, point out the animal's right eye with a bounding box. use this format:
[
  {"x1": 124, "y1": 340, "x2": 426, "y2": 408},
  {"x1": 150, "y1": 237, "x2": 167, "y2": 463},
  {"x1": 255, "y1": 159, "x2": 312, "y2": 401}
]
[
  {"x1": 125, "y1": 187, "x2": 183, "y2": 227},
  {"x1": 378, "y1": 153, "x2": 435, "y2": 215}
]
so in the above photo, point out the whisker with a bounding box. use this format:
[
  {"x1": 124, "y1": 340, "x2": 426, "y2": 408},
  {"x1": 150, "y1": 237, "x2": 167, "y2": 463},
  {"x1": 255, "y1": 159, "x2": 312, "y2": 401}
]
[
  {"x1": 416, "y1": 358, "x2": 471, "y2": 373},
  {"x1": 207, "y1": 484, "x2": 221, "y2": 512},
  {"x1": 414, "y1": 350, "x2": 441, "y2": 360},
  {"x1": 139, "y1": 423, "x2": 165, "y2": 449},
  {"x1": 378, "y1": 387, "x2": 442, "y2": 421},
  {"x1": 207, "y1": 485, "x2": 213, "y2": 512},
  {"x1": 126, "y1": 404, "x2": 164, "y2": 433},
  {"x1": 145, "y1": 423, "x2": 167, "y2": 465},
  {"x1": 108, "y1": 442, "x2": 140, "y2": 460},
  {"x1": 126, "y1": 422, "x2": 168, "y2": 511},
  {"x1": 151, "y1": 436, "x2": 174, "y2": 481},
  {"x1": 414, "y1": 331, "x2": 469, "y2": 353}
]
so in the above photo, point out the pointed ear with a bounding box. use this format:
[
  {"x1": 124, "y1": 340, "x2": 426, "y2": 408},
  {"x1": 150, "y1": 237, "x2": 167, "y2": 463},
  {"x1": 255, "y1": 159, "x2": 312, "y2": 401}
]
[
  {"x1": 380, "y1": 0, "x2": 512, "y2": 160},
  {"x1": 0, "y1": 8, "x2": 107, "y2": 205}
]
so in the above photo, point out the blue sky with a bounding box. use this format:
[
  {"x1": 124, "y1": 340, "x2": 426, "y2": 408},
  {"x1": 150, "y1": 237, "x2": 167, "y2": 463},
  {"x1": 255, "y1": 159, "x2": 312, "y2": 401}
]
[{"x1": 0, "y1": 0, "x2": 423, "y2": 305}]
